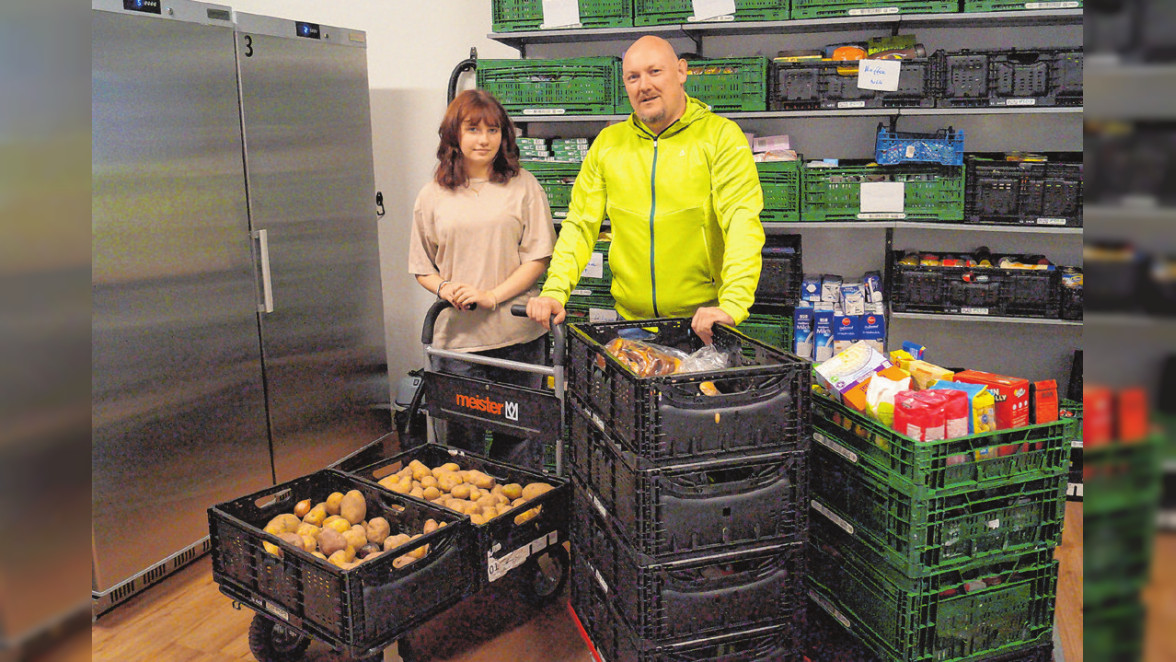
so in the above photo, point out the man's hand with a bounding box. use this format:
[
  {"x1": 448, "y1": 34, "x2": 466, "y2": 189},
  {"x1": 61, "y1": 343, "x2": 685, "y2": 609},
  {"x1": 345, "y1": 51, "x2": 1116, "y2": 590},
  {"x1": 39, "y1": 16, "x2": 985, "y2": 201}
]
[
  {"x1": 691, "y1": 306, "x2": 734, "y2": 345},
  {"x1": 526, "y1": 296, "x2": 566, "y2": 330}
]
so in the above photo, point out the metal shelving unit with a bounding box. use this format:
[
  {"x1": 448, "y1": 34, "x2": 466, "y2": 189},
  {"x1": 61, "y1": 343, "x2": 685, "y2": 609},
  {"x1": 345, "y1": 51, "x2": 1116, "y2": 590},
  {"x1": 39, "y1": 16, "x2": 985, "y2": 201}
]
[
  {"x1": 889, "y1": 310, "x2": 1082, "y2": 326},
  {"x1": 510, "y1": 107, "x2": 1082, "y2": 123}
]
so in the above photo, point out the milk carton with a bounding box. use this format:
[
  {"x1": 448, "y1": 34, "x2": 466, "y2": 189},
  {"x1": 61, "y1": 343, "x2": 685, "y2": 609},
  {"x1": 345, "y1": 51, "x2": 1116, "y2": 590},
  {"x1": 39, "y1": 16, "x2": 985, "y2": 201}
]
[
  {"x1": 833, "y1": 310, "x2": 859, "y2": 355},
  {"x1": 793, "y1": 303, "x2": 814, "y2": 360},
  {"x1": 814, "y1": 308, "x2": 835, "y2": 363}
]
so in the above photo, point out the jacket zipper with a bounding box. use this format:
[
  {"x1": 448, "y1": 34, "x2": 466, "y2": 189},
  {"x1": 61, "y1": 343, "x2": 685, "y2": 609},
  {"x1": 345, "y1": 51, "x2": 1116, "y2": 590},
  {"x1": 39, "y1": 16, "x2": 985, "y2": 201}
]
[{"x1": 649, "y1": 138, "x2": 659, "y2": 317}]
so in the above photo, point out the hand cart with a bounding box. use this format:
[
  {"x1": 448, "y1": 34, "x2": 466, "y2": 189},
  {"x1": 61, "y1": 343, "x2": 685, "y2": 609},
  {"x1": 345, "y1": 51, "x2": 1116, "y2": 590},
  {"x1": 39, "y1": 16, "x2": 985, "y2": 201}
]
[{"x1": 209, "y1": 299, "x2": 572, "y2": 662}]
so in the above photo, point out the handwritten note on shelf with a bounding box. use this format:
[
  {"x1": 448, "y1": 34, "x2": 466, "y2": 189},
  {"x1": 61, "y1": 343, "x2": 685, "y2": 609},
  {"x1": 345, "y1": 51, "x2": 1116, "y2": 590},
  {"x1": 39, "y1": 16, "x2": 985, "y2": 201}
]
[
  {"x1": 692, "y1": 0, "x2": 736, "y2": 21},
  {"x1": 857, "y1": 59, "x2": 901, "y2": 92},
  {"x1": 542, "y1": 0, "x2": 580, "y2": 29}
]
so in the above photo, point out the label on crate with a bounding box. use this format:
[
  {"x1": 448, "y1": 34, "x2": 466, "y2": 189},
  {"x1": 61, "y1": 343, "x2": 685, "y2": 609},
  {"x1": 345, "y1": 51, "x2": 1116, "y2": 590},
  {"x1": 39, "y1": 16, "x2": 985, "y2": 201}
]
[
  {"x1": 960, "y1": 306, "x2": 990, "y2": 315},
  {"x1": 811, "y1": 500, "x2": 855, "y2": 535},
  {"x1": 540, "y1": 0, "x2": 580, "y2": 28},
  {"x1": 987, "y1": 518, "x2": 1001, "y2": 530},
  {"x1": 589, "y1": 307, "x2": 620, "y2": 322},
  {"x1": 1067, "y1": 481, "x2": 1082, "y2": 499},
  {"x1": 264, "y1": 600, "x2": 290, "y2": 621},
  {"x1": 571, "y1": 289, "x2": 593, "y2": 296},
  {"x1": 590, "y1": 492, "x2": 610, "y2": 520},
  {"x1": 857, "y1": 212, "x2": 906, "y2": 220},
  {"x1": 848, "y1": 6, "x2": 900, "y2": 15},
  {"x1": 813, "y1": 431, "x2": 859, "y2": 463},
  {"x1": 586, "y1": 408, "x2": 608, "y2": 433},
  {"x1": 809, "y1": 591, "x2": 853, "y2": 629},
  {"x1": 1026, "y1": 2, "x2": 1080, "y2": 8},
  {"x1": 594, "y1": 565, "x2": 610, "y2": 593},
  {"x1": 486, "y1": 530, "x2": 559, "y2": 583},
  {"x1": 837, "y1": 101, "x2": 867, "y2": 109},
  {"x1": 523, "y1": 108, "x2": 567, "y2": 115},
  {"x1": 1003, "y1": 98, "x2": 1038, "y2": 106},
  {"x1": 1035, "y1": 217, "x2": 1067, "y2": 226},
  {"x1": 582, "y1": 252, "x2": 604, "y2": 280}
]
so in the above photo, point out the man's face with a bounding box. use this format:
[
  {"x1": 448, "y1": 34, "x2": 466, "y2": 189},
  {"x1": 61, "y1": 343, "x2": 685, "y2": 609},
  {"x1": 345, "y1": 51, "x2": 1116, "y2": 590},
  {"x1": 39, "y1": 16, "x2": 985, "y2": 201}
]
[{"x1": 622, "y1": 42, "x2": 687, "y2": 134}]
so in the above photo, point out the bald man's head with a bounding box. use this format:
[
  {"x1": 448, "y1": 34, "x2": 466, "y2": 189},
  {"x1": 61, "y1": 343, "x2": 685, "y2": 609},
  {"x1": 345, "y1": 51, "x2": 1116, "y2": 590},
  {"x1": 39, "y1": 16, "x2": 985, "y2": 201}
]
[{"x1": 621, "y1": 35, "x2": 688, "y2": 134}]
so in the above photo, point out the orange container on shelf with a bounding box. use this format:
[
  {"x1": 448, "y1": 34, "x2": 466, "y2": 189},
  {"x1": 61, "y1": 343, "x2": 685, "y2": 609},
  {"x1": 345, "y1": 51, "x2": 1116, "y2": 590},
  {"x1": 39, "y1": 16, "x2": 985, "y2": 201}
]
[{"x1": 1083, "y1": 386, "x2": 1114, "y2": 448}]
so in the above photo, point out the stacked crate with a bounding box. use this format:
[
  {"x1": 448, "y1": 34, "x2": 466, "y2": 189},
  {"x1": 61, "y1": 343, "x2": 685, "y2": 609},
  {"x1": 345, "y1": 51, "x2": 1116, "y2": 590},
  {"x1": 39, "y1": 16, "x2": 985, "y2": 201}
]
[
  {"x1": 807, "y1": 394, "x2": 1071, "y2": 662},
  {"x1": 566, "y1": 318, "x2": 811, "y2": 662},
  {"x1": 565, "y1": 238, "x2": 618, "y2": 323}
]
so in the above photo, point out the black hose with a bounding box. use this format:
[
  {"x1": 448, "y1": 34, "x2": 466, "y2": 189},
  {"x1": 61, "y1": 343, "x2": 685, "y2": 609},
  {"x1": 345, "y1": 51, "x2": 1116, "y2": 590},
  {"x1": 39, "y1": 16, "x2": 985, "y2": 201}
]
[{"x1": 448, "y1": 47, "x2": 478, "y2": 105}]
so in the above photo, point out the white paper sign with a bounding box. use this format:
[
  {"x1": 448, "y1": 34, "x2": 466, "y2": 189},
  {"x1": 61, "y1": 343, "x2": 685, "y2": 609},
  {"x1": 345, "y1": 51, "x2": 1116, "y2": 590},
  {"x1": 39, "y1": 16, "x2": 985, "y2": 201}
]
[
  {"x1": 857, "y1": 59, "x2": 901, "y2": 92},
  {"x1": 692, "y1": 0, "x2": 735, "y2": 21},
  {"x1": 860, "y1": 181, "x2": 905, "y2": 213},
  {"x1": 541, "y1": 0, "x2": 580, "y2": 29}
]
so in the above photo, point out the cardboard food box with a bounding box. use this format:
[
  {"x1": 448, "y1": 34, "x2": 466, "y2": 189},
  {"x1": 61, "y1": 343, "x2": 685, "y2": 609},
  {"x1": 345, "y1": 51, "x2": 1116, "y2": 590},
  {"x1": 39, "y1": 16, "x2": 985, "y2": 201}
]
[
  {"x1": 955, "y1": 370, "x2": 1030, "y2": 430},
  {"x1": 1031, "y1": 379, "x2": 1058, "y2": 424}
]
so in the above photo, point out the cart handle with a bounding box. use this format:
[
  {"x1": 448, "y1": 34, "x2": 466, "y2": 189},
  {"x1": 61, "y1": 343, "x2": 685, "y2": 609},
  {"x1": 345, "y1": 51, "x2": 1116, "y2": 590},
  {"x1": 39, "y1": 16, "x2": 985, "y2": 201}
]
[{"x1": 420, "y1": 299, "x2": 565, "y2": 366}]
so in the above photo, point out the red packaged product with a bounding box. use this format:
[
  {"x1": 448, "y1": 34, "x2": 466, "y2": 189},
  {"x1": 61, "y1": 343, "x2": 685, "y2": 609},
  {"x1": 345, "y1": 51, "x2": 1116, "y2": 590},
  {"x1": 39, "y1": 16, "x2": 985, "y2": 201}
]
[
  {"x1": 1031, "y1": 379, "x2": 1059, "y2": 424},
  {"x1": 893, "y1": 390, "x2": 946, "y2": 441},
  {"x1": 937, "y1": 390, "x2": 970, "y2": 439},
  {"x1": 955, "y1": 370, "x2": 1030, "y2": 429},
  {"x1": 1117, "y1": 388, "x2": 1150, "y2": 443},
  {"x1": 1084, "y1": 386, "x2": 1114, "y2": 448}
]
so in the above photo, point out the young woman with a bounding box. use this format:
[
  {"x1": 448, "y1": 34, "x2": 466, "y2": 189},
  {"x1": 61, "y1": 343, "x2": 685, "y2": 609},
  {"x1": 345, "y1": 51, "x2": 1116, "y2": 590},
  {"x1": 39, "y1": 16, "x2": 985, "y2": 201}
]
[{"x1": 407, "y1": 89, "x2": 556, "y2": 470}]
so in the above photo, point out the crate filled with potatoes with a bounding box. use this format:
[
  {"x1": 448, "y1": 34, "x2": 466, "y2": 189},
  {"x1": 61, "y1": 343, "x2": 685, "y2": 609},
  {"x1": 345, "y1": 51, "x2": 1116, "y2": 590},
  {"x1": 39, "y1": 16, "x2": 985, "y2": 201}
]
[
  {"x1": 208, "y1": 469, "x2": 478, "y2": 655},
  {"x1": 337, "y1": 442, "x2": 572, "y2": 588}
]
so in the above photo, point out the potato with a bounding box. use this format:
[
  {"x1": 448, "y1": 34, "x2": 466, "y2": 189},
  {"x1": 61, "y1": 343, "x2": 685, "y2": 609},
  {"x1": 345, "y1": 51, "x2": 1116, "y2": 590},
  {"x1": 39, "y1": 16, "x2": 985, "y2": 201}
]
[
  {"x1": 342, "y1": 525, "x2": 367, "y2": 550},
  {"x1": 469, "y1": 513, "x2": 487, "y2": 526},
  {"x1": 423, "y1": 519, "x2": 439, "y2": 535},
  {"x1": 476, "y1": 494, "x2": 498, "y2": 510},
  {"x1": 358, "y1": 543, "x2": 382, "y2": 559},
  {"x1": 419, "y1": 476, "x2": 438, "y2": 490},
  {"x1": 274, "y1": 531, "x2": 303, "y2": 548},
  {"x1": 423, "y1": 486, "x2": 441, "y2": 501},
  {"x1": 387, "y1": 479, "x2": 410, "y2": 494},
  {"x1": 327, "y1": 550, "x2": 352, "y2": 568},
  {"x1": 409, "y1": 486, "x2": 425, "y2": 499},
  {"x1": 324, "y1": 517, "x2": 351, "y2": 534},
  {"x1": 522, "y1": 482, "x2": 554, "y2": 501},
  {"x1": 312, "y1": 551, "x2": 327, "y2": 561},
  {"x1": 501, "y1": 483, "x2": 523, "y2": 500},
  {"x1": 393, "y1": 554, "x2": 416, "y2": 568},
  {"x1": 266, "y1": 513, "x2": 301, "y2": 534},
  {"x1": 408, "y1": 537, "x2": 429, "y2": 559},
  {"x1": 318, "y1": 528, "x2": 347, "y2": 557},
  {"x1": 365, "y1": 517, "x2": 390, "y2": 544},
  {"x1": 396, "y1": 465, "x2": 415, "y2": 480},
  {"x1": 340, "y1": 490, "x2": 367, "y2": 525},
  {"x1": 323, "y1": 514, "x2": 345, "y2": 528},
  {"x1": 496, "y1": 503, "x2": 514, "y2": 517},
  {"x1": 439, "y1": 462, "x2": 461, "y2": 473},
  {"x1": 325, "y1": 492, "x2": 345, "y2": 516},
  {"x1": 299, "y1": 535, "x2": 317, "y2": 552},
  {"x1": 411, "y1": 464, "x2": 432, "y2": 482},
  {"x1": 303, "y1": 504, "x2": 328, "y2": 527},
  {"x1": 436, "y1": 472, "x2": 462, "y2": 493},
  {"x1": 377, "y1": 475, "x2": 399, "y2": 490},
  {"x1": 450, "y1": 483, "x2": 472, "y2": 500},
  {"x1": 383, "y1": 532, "x2": 412, "y2": 552},
  {"x1": 514, "y1": 506, "x2": 541, "y2": 525},
  {"x1": 296, "y1": 522, "x2": 321, "y2": 538},
  {"x1": 262, "y1": 541, "x2": 282, "y2": 558},
  {"x1": 466, "y1": 470, "x2": 495, "y2": 490},
  {"x1": 467, "y1": 487, "x2": 483, "y2": 502},
  {"x1": 293, "y1": 499, "x2": 313, "y2": 519},
  {"x1": 360, "y1": 550, "x2": 383, "y2": 564},
  {"x1": 511, "y1": 497, "x2": 527, "y2": 508}
]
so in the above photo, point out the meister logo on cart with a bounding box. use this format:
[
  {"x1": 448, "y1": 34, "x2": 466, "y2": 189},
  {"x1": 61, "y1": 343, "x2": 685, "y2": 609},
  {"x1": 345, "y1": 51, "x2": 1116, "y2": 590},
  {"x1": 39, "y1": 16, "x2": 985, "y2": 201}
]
[{"x1": 455, "y1": 393, "x2": 519, "y2": 421}]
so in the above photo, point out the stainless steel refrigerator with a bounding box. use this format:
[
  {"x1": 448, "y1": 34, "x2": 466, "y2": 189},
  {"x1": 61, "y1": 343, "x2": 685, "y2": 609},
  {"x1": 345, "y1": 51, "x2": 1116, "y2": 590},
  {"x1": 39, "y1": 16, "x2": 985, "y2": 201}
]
[{"x1": 92, "y1": 0, "x2": 389, "y2": 614}]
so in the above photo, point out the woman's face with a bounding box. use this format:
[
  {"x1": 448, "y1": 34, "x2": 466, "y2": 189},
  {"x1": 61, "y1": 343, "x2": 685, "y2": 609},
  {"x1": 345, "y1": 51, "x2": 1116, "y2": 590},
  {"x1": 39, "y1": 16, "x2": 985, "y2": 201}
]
[{"x1": 459, "y1": 119, "x2": 501, "y2": 174}]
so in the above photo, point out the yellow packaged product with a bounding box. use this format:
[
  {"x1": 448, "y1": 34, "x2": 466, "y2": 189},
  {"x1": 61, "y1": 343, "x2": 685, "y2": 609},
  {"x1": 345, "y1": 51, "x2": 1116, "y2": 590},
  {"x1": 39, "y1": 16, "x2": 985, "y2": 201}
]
[{"x1": 907, "y1": 360, "x2": 954, "y2": 390}]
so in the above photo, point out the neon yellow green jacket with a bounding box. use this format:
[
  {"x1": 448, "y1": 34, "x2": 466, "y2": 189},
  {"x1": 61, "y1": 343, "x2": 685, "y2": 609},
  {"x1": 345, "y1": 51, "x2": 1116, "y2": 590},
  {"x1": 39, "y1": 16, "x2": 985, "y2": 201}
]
[{"x1": 539, "y1": 95, "x2": 765, "y2": 324}]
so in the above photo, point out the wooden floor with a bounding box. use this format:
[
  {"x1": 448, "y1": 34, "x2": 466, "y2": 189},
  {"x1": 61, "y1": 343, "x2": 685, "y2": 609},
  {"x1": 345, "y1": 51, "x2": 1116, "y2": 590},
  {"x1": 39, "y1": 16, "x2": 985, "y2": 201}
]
[{"x1": 88, "y1": 505, "x2": 1094, "y2": 662}]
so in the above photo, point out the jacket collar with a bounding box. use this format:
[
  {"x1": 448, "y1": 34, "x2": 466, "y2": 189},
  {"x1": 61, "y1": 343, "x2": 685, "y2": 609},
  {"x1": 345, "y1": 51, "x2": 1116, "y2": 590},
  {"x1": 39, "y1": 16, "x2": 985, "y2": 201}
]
[{"x1": 628, "y1": 95, "x2": 711, "y2": 140}]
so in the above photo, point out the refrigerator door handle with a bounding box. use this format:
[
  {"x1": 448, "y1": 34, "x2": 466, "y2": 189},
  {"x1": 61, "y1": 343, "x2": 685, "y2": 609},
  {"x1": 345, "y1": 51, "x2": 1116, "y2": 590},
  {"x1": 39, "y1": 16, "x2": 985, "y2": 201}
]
[{"x1": 253, "y1": 229, "x2": 274, "y2": 313}]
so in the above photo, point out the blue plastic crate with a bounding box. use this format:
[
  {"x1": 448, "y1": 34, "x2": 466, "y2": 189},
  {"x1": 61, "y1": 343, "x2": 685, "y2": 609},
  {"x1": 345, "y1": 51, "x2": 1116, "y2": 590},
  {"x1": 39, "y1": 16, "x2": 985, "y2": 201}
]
[{"x1": 875, "y1": 125, "x2": 965, "y2": 166}]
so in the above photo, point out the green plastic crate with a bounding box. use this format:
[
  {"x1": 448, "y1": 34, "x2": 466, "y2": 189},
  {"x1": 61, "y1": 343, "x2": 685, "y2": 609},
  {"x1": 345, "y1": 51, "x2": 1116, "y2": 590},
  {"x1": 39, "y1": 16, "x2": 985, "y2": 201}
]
[
  {"x1": 963, "y1": 0, "x2": 1082, "y2": 12},
  {"x1": 492, "y1": 0, "x2": 634, "y2": 32},
  {"x1": 802, "y1": 162, "x2": 965, "y2": 222},
  {"x1": 812, "y1": 395, "x2": 1070, "y2": 496},
  {"x1": 1059, "y1": 397, "x2": 1081, "y2": 443},
  {"x1": 522, "y1": 160, "x2": 581, "y2": 219},
  {"x1": 812, "y1": 442, "x2": 1067, "y2": 577},
  {"x1": 477, "y1": 57, "x2": 620, "y2": 115},
  {"x1": 737, "y1": 306, "x2": 793, "y2": 359},
  {"x1": 809, "y1": 522, "x2": 1058, "y2": 662},
  {"x1": 1084, "y1": 436, "x2": 1162, "y2": 515},
  {"x1": 577, "y1": 240, "x2": 613, "y2": 291},
  {"x1": 1084, "y1": 504, "x2": 1157, "y2": 605},
  {"x1": 633, "y1": 0, "x2": 789, "y2": 26},
  {"x1": 686, "y1": 57, "x2": 769, "y2": 111},
  {"x1": 791, "y1": 0, "x2": 958, "y2": 19},
  {"x1": 1084, "y1": 596, "x2": 1146, "y2": 662},
  {"x1": 758, "y1": 160, "x2": 803, "y2": 223}
]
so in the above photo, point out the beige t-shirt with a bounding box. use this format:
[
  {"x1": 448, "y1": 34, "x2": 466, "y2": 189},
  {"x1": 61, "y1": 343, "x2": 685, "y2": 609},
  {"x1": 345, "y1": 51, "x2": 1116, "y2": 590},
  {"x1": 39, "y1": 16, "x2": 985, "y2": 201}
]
[{"x1": 408, "y1": 169, "x2": 556, "y2": 351}]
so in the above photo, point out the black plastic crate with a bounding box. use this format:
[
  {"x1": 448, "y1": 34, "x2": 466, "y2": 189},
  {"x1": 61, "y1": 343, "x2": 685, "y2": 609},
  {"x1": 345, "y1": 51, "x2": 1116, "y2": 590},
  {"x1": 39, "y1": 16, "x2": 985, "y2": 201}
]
[
  {"x1": 571, "y1": 486, "x2": 805, "y2": 641},
  {"x1": 964, "y1": 154, "x2": 1083, "y2": 227},
  {"x1": 570, "y1": 401, "x2": 808, "y2": 558},
  {"x1": 208, "y1": 469, "x2": 477, "y2": 657},
  {"x1": 571, "y1": 560, "x2": 802, "y2": 662},
  {"x1": 334, "y1": 442, "x2": 571, "y2": 588},
  {"x1": 771, "y1": 58, "x2": 937, "y2": 111},
  {"x1": 566, "y1": 317, "x2": 811, "y2": 464},
  {"x1": 891, "y1": 260, "x2": 1061, "y2": 318},
  {"x1": 756, "y1": 233, "x2": 802, "y2": 304},
  {"x1": 936, "y1": 48, "x2": 1083, "y2": 108}
]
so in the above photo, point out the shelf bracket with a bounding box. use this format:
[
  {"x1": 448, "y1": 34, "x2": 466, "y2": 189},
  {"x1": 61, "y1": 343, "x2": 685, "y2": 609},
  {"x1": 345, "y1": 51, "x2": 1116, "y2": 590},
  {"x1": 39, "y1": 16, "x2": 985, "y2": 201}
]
[{"x1": 680, "y1": 28, "x2": 702, "y2": 55}]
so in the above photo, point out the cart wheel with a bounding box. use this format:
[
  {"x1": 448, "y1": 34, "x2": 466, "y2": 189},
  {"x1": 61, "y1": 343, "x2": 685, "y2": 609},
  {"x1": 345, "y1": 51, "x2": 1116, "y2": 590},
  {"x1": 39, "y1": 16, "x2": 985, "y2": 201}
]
[
  {"x1": 248, "y1": 613, "x2": 311, "y2": 662},
  {"x1": 519, "y1": 544, "x2": 569, "y2": 605}
]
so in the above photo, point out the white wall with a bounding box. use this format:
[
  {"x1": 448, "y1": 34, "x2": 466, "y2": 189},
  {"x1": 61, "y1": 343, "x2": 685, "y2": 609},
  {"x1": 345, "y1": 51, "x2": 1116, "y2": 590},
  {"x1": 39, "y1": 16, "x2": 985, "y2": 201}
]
[{"x1": 225, "y1": 0, "x2": 520, "y2": 385}]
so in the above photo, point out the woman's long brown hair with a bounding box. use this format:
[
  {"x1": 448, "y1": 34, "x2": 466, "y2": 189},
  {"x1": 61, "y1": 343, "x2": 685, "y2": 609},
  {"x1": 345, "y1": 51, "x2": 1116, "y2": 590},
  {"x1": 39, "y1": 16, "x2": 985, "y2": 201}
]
[{"x1": 435, "y1": 89, "x2": 520, "y2": 190}]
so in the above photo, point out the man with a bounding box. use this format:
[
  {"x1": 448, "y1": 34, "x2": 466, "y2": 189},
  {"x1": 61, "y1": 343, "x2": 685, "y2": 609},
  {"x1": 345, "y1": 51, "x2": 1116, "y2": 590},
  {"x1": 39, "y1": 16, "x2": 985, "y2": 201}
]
[{"x1": 526, "y1": 35, "x2": 765, "y2": 344}]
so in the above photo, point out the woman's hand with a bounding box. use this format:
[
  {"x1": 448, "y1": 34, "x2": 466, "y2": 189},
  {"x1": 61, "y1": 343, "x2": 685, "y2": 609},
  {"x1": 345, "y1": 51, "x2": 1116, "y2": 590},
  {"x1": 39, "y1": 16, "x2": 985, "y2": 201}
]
[{"x1": 445, "y1": 282, "x2": 497, "y2": 311}]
